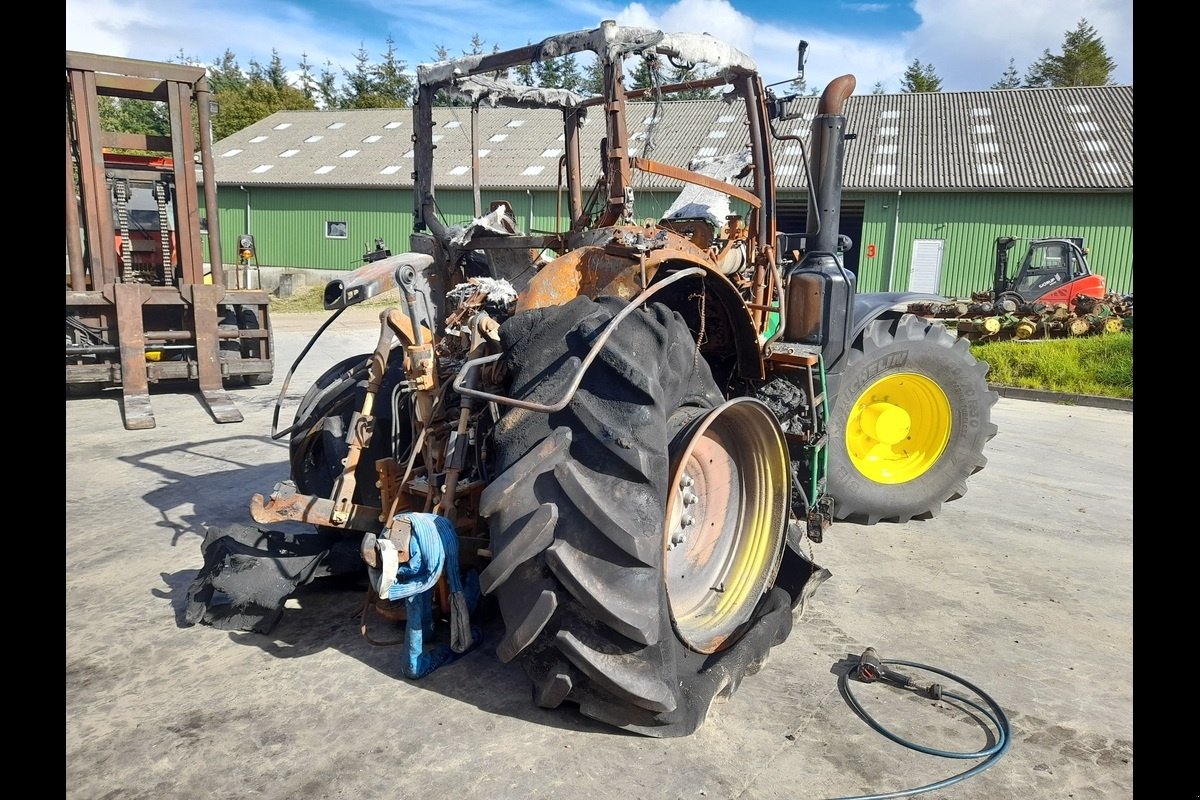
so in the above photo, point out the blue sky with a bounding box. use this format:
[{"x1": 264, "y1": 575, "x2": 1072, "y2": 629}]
[{"x1": 65, "y1": 0, "x2": 1133, "y2": 94}]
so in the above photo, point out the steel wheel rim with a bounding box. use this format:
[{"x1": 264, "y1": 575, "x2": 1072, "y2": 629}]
[
  {"x1": 664, "y1": 399, "x2": 789, "y2": 654},
  {"x1": 845, "y1": 372, "x2": 951, "y2": 484}
]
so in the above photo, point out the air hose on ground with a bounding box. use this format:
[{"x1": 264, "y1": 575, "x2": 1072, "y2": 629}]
[{"x1": 829, "y1": 648, "x2": 1011, "y2": 800}]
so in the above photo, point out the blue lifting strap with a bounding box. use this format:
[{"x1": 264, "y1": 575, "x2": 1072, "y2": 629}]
[{"x1": 386, "y1": 513, "x2": 480, "y2": 679}]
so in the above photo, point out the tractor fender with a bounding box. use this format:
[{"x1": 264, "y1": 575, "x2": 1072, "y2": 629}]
[
  {"x1": 649, "y1": 260, "x2": 764, "y2": 381},
  {"x1": 820, "y1": 291, "x2": 945, "y2": 393},
  {"x1": 519, "y1": 239, "x2": 764, "y2": 381}
]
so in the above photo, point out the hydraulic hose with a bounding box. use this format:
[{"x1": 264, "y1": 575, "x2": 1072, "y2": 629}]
[
  {"x1": 269, "y1": 305, "x2": 348, "y2": 440},
  {"x1": 830, "y1": 651, "x2": 1012, "y2": 800}
]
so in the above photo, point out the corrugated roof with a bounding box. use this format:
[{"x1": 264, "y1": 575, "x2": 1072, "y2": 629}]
[{"x1": 211, "y1": 85, "x2": 1132, "y2": 192}]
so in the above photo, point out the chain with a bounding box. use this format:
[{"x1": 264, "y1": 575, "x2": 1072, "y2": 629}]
[
  {"x1": 114, "y1": 180, "x2": 132, "y2": 282},
  {"x1": 692, "y1": 286, "x2": 707, "y2": 371},
  {"x1": 155, "y1": 181, "x2": 173, "y2": 286}
]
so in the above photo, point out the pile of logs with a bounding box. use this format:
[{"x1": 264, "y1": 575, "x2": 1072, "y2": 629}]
[{"x1": 907, "y1": 293, "x2": 1134, "y2": 342}]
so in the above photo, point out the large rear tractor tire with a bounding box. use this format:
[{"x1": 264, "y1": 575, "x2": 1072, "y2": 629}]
[
  {"x1": 827, "y1": 313, "x2": 998, "y2": 524},
  {"x1": 481, "y1": 296, "x2": 798, "y2": 737}
]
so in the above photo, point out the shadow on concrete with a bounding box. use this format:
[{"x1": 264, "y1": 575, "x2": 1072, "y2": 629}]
[
  {"x1": 118, "y1": 433, "x2": 306, "y2": 548},
  {"x1": 153, "y1": 564, "x2": 623, "y2": 736},
  {"x1": 127, "y1": 429, "x2": 625, "y2": 737}
]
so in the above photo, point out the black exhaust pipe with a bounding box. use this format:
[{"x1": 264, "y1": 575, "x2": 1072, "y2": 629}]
[{"x1": 783, "y1": 75, "x2": 857, "y2": 366}]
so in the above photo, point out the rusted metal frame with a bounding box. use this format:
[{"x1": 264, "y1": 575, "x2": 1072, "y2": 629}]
[
  {"x1": 168, "y1": 80, "x2": 205, "y2": 285},
  {"x1": 330, "y1": 317, "x2": 396, "y2": 525},
  {"x1": 742, "y1": 73, "x2": 778, "y2": 335},
  {"x1": 434, "y1": 314, "x2": 497, "y2": 523},
  {"x1": 139, "y1": 328, "x2": 239, "y2": 341},
  {"x1": 109, "y1": 282, "x2": 155, "y2": 429},
  {"x1": 457, "y1": 235, "x2": 566, "y2": 250},
  {"x1": 596, "y1": 58, "x2": 632, "y2": 227},
  {"x1": 90, "y1": 74, "x2": 172, "y2": 102},
  {"x1": 453, "y1": 267, "x2": 704, "y2": 412},
  {"x1": 66, "y1": 114, "x2": 87, "y2": 290},
  {"x1": 629, "y1": 158, "x2": 762, "y2": 209},
  {"x1": 66, "y1": 51, "x2": 207, "y2": 85},
  {"x1": 195, "y1": 78, "x2": 224, "y2": 285},
  {"x1": 183, "y1": 282, "x2": 243, "y2": 423},
  {"x1": 471, "y1": 105, "x2": 482, "y2": 217},
  {"x1": 250, "y1": 481, "x2": 382, "y2": 531},
  {"x1": 67, "y1": 287, "x2": 266, "y2": 307},
  {"x1": 70, "y1": 68, "x2": 119, "y2": 287},
  {"x1": 744, "y1": 74, "x2": 775, "y2": 254},
  {"x1": 412, "y1": 85, "x2": 442, "y2": 239},
  {"x1": 102, "y1": 132, "x2": 173, "y2": 152},
  {"x1": 563, "y1": 109, "x2": 584, "y2": 227}
]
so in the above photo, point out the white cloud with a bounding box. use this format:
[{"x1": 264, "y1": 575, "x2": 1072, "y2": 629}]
[
  {"x1": 610, "y1": 0, "x2": 1131, "y2": 92},
  {"x1": 610, "y1": 0, "x2": 907, "y2": 92},
  {"x1": 906, "y1": 0, "x2": 1133, "y2": 89},
  {"x1": 66, "y1": 0, "x2": 1132, "y2": 99},
  {"x1": 66, "y1": 0, "x2": 376, "y2": 78},
  {"x1": 66, "y1": 0, "x2": 158, "y2": 58}
]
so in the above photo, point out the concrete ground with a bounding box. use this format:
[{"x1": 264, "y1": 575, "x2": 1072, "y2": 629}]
[{"x1": 66, "y1": 308, "x2": 1133, "y2": 800}]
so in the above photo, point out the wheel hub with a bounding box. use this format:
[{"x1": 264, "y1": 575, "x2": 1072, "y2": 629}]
[
  {"x1": 664, "y1": 398, "x2": 789, "y2": 654},
  {"x1": 845, "y1": 372, "x2": 951, "y2": 484}
]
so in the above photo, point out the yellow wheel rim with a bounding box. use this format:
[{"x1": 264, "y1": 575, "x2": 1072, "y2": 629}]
[
  {"x1": 845, "y1": 372, "x2": 951, "y2": 484},
  {"x1": 664, "y1": 399, "x2": 789, "y2": 654}
]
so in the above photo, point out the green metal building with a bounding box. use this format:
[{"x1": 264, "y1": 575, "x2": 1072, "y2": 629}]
[{"x1": 206, "y1": 85, "x2": 1132, "y2": 297}]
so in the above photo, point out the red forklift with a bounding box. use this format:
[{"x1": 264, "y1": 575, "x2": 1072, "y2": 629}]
[{"x1": 992, "y1": 236, "x2": 1106, "y2": 309}]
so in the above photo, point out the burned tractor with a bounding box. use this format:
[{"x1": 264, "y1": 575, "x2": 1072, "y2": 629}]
[{"x1": 188, "y1": 22, "x2": 997, "y2": 737}]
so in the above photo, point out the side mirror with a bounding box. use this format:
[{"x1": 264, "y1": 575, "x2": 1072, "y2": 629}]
[{"x1": 768, "y1": 94, "x2": 807, "y2": 122}]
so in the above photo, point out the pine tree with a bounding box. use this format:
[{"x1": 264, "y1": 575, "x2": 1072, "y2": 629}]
[
  {"x1": 900, "y1": 59, "x2": 942, "y2": 92},
  {"x1": 581, "y1": 56, "x2": 604, "y2": 96},
  {"x1": 297, "y1": 53, "x2": 317, "y2": 102},
  {"x1": 318, "y1": 61, "x2": 340, "y2": 109},
  {"x1": 666, "y1": 61, "x2": 717, "y2": 100},
  {"x1": 266, "y1": 50, "x2": 288, "y2": 92},
  {"x1": 340, "y1": 43, "x2": 376, "y2": 108},
  {"x1": 1024, "y1": 18, "x2": 1116, "y2": 87},
  {"x1": 992, "y1": 58, "x2": 1021, "y2": 89},
  {"x1": 371, "y1": 35, "x2": 413, "y2": 105},
  {"x1": 871, "y1": 81, "x2": 885, "y2": 95},
  {"x1": 630, "y1": 54, "x2": 666, "y2": 91},
  {"x1": 514, "y1": 60, "x2": 535, "y2": 87},
  {"x1": 207, "y1": 50, "x2": 246, "y2": 95}
]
